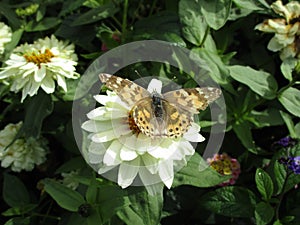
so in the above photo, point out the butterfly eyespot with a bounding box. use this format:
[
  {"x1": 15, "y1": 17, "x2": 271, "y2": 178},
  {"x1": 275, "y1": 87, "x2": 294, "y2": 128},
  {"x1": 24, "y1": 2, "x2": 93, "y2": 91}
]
[
  {"x1": 175, "y1": 127, "x2": 179, "y2": 131},
  {"x1": 169, "y1": 128, "x2": 173, "y2": 132}
]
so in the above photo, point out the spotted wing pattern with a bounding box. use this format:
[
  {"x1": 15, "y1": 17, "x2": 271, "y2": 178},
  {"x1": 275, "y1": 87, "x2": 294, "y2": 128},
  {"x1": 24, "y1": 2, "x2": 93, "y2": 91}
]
[{"x1": 99, "y1": 73, "x2": 150, "y2": 108}]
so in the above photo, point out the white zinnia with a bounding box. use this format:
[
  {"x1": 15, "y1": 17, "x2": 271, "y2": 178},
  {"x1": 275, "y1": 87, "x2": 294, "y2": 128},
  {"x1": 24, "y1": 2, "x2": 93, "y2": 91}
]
[
  {"x1": 0, "y1": 22, "x2": 12, "y2": 55},
  {"x1": 0, "y1": 122, "x2": 48, "y2": 172},
  {"x1": 255, "y1": 0, "x2": 300, "y2": 60},
  {"x1": 82, "y1": 79, "x2": 205, "y2": 194},
  {"x1": 0, "y1": 35, "x2": 79, "y2": 102}
]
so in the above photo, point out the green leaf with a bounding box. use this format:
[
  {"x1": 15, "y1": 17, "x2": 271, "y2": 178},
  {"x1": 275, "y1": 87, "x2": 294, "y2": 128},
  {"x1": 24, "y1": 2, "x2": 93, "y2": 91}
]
[
  {"x1": 255, "y1": 168, "x2": 274, "y2": 200},
  {"x1": 3, "y1": 174, "x2": 30, "y2": 207},
  {"x1": 229, "y1": 65, "x2": 278, "y2": 99},
  {"x1": 173, "y1": 152, "x2": 230, "y2": 187},
  {"x1": 2, "y1": 204, "x2": 37, "y2": 216},
  {"x1": 199, "y1": 186, "x2": 258, "y2": 218},
  {"x1": 22, "y1": 92, "x2": 53, "y2": 138},
  {"x1": 43, "y1": 178, "x2": 85, "y2": 212},
  {"x1": 25, "y1": 17, "x2": 61, "y2": 32},
  {"x1": 117, "y1": 188, "x2": 163, "y2": 225},
  {"x1": 0, "y1": 2, "x2": 22, "y2": 29},
  {"x1": 279, "y1": 111, "x2": 297, "y2": 138},
  {"x1": 255, "y1": 202, "x2": 275, "y2": 225},
  {"x1": 232, "y1": 121, "x2": 256, "y2": 153},
  {"x1": 179, "y1": 0, "x2": 208, "y2": 46},
  {"x1": 96, "y1": 185, "x2": 130, "y2": 223},
  {"x1": 280, "y1": 59, "x2": 297, "y2": 81},
  {"x1": 273, "y1": 160, "x2": 286, "y2": 195},
  {"x1": 233, "y1": 0, "x2": 265, "y2": 10},
  {"x1": 3, "y1": 29, "x2": 23, "y2": 54},
  {"x1": 250, "y1": 108, "x2": 284, "y2": 128},
  {"x1": 278, "y1": 87, "x2": 300, "y2": 117},
  {"x1": 72, "y1": 3, "x2": 119, "y2": 26},
  {"x1": 200, "y1": 0, "x2": 232, "y2": 30},
  {"x1": 191, "y1": 48, "x2": 232, "y2": 88},
  {"x1": 4, "y1": 217, "x2": 30, "y2": 225}
]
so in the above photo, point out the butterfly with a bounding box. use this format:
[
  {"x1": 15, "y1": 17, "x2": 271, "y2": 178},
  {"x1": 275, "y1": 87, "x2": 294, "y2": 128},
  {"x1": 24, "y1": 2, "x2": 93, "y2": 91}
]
[{"x1": 99, "y1": 73, "x2": 221, "y2": 138}]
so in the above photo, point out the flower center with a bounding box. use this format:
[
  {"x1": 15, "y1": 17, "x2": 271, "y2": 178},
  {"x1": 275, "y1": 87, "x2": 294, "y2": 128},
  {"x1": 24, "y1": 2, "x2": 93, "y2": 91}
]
[
  {"x1": 128, "y1": 110, "x2": 141, "y2": 135},
  {"x1": 23, "y1": 49, "x2": 54, "y2": 67}
]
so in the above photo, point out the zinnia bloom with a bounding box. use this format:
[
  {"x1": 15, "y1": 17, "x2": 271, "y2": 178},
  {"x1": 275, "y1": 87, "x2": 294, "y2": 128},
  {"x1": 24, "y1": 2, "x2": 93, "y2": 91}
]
[
  {"x1": 207, "y1": 153, "x2": 241, "y2": 186},
  {"x1": 0, "y1": 35, "x2": 79, "y2": 102},
  {"x1": 82, "y1": 79, "x2": 205, "y2": 194},
  {"x1": 0, "y1": 122, "x2": 48, "y2": 172},
  {"x1": 255, "y1": 0, "x2": 300, "y2": 60},
  {"x1": 0, "y1": 22, "x2": 12, "y2": 55}
]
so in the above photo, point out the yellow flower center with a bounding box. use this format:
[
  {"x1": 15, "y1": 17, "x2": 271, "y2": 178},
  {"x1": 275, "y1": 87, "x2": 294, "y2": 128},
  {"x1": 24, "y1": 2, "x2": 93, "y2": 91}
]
[
  {"x1": 23, "y1": 49, "x2": 54, "y2": 67},
  {"x1": 210, "y1": 157, "x2": 233, "y2": 175}
]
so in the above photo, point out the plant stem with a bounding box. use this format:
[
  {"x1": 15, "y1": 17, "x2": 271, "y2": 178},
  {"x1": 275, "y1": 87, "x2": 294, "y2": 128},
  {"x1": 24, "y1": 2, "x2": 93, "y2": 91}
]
[{"x1": 199, "y1": 25, "x2": 210, "y2": 47}]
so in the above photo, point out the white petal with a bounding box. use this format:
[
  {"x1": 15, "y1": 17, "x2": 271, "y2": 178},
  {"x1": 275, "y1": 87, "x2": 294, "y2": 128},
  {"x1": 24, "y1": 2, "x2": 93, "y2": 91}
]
[
  {"x1": 88, "y1": 142, "x2": 107, "y2": 164},
  {"x1": 148, "y1": 139, "x2": 177, "y2": 159},
  {"x1": 56, "y1": 75, "x2": 67, "y2": 92},
  {"x1": 135, "y1": 134, "x2": 152, "y2": 154},
  {"x1": 34, "y1": 66, "x2": 46, "y2": 82},
  {"x1": 141, "y1": 153, "x2": 159, "y2": 174},
  {"x1": 41, "y1": 75, "x2": 55, "y2": 93},
  {"x1": 103, "y1": 140, "x2": 122, "y2": 166},
  {"x1": 120, "y1": 136, "x2": 138, "y2": 161},
  {"x1": 147, "y1": 79, "x2": 162, "y2": 94},
  {"x1": 98, "y1": 165, "x2": 117, "y2": 174},
  {"x1": 91, "y1": 129, "x2": 117, "y2": 143},
  {"x1": 158, "y1": 160, "x2": 174, "y2": 189},
  {"x1": 118, "y1": 159, "x2": 140, "y2": 188},
  {"x1": 82, "y1": 120, "x2": 113, "y2": 133},
  {"x1": 138, "y1": 166, "x2": 164, "y2": 186}
]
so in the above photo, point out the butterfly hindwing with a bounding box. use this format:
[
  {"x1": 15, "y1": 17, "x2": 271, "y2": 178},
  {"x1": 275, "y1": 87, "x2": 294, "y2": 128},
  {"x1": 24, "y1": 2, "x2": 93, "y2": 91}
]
[{"x1": 99, "y1": 73, "x2": 150, "y2": 108}]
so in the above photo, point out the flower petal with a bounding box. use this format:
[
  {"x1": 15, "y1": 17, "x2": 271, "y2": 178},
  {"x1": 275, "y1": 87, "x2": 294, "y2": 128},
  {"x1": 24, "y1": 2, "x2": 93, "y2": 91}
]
[
  {"x1": 103, "y1": 140, "x2": 122, "y2": 166},
  {"x1": 118, "y1": 159, "x2": 140, "y2": 188}
]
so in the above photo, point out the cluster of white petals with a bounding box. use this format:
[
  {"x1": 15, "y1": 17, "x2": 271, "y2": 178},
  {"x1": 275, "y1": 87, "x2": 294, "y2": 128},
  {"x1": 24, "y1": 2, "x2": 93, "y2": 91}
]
[
  {"x1": 255, "y1": 0, "x2": 300, "y2": 60},
  {"x1": 0, "y1": 22, "x2": 12, "y2": 55},
  {"x1": 0, "y1": 122, "x2": 48, "y2": 172},
  {"x1": 82, "y1": 80, "x2": 205, "y2": 194},
  {"x1": 0, "y1": 35, "x2": 79, "y2": 102}
]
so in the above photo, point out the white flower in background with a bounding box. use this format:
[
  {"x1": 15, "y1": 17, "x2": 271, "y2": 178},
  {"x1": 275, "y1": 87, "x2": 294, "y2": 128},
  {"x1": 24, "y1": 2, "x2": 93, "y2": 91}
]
[
  {"x1": 82, "y1": 80, "x2": 205, "y2": 194},
  {"x1": 0, "y1": 22, "x2": 12, "y2": 55},
  {"x1": 0, "y1": 122, "x2": 48, "y2": 172},
  {"x1": 61, "y1": 170, "x2": 80, "y2": 190},
  {"x1": 255, "y1": 0, "x2": 300, "y2": 60},
  {"x1": 0, "y1": 35, "x2": 79, "y2": 102}
]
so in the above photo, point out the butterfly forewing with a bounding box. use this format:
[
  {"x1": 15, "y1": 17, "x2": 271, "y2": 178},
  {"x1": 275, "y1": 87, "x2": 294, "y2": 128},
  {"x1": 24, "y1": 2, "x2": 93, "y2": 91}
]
[{"x1": 99, "y1": 73, "x2": 150, "y2": 108}]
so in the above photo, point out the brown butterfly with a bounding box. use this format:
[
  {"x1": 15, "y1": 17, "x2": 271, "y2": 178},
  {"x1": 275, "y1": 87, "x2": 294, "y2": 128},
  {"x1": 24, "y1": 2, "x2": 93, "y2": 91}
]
[{"x1": 99, "y1": 73, "x2": 221, "y2": 138}]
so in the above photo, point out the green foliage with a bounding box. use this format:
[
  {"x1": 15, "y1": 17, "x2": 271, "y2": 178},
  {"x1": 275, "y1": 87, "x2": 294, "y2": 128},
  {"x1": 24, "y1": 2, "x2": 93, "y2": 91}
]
[{"x1": 0, "y1": 0, "x2": 300, "y2": 224}]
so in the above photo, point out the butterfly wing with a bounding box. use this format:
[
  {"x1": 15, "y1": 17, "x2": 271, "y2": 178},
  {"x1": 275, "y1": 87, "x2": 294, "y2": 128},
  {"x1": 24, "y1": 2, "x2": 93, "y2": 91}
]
[
  {"x1": 99, "y1": 73, "x2": 150, "y2": 108},
  {"x1": 163, "y1": 87, "x2": 221, "y2": 115}
]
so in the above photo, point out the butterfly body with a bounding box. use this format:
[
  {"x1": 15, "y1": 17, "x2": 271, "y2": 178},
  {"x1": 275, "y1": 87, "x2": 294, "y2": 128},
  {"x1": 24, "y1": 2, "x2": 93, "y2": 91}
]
[{"x1": 99, "y1": 73, "x2": 221, "y2": 138}]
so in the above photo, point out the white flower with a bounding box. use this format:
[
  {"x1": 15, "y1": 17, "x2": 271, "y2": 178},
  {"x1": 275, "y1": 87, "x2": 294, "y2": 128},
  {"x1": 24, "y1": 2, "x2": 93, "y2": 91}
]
[
  {"x1": 0, "y1": 22, "x2": 12, "y2": 55},
  {"x1": 0, "y1": 35, "x2": 79, "y2": 102},
  {"x1": 82, "y1": 79, "x2": 205, "y2": 195},
  {"x1": 0, "y1": 122, "x2": 48, "y2": 172},
  {"x1": 255, "y1": 0, "x2": 300, "y2": 60}
]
